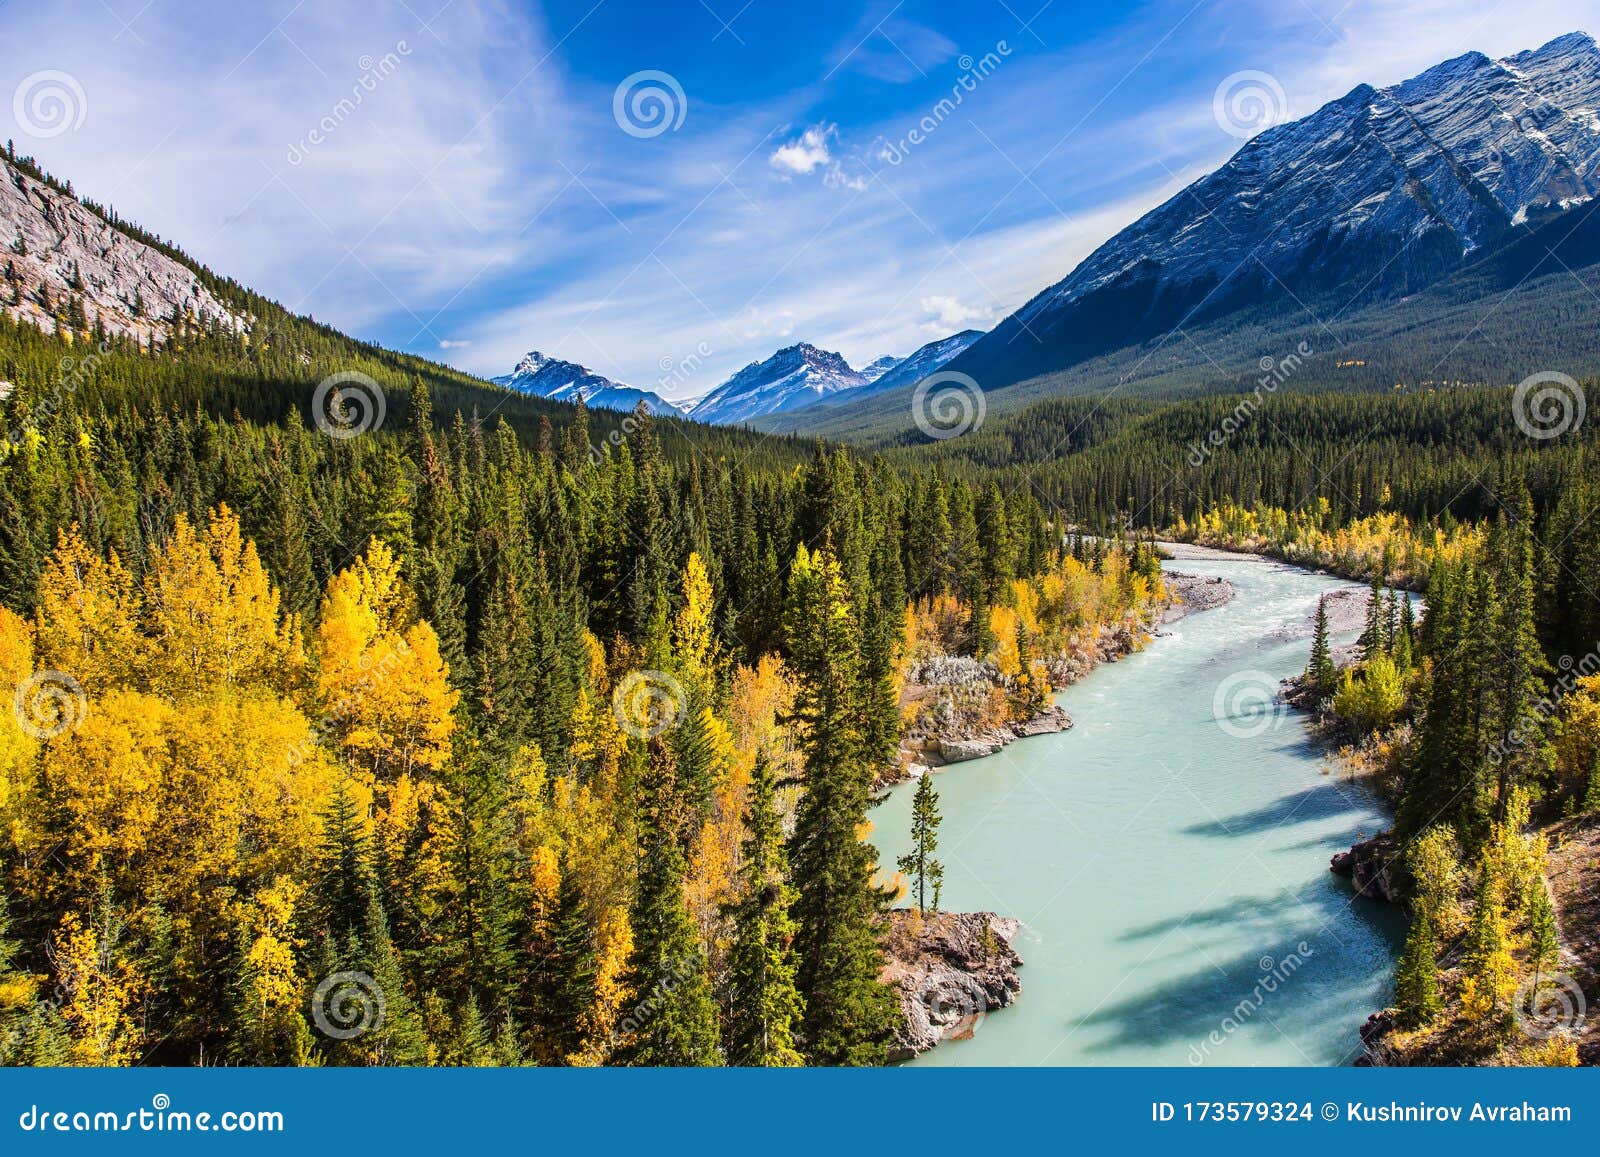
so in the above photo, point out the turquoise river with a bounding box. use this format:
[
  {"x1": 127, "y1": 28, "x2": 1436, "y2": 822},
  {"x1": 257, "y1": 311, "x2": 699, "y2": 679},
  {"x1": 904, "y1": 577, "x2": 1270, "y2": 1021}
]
[{"x1": 878, "y1": 551, "x2": 1407, "y2": 1066}]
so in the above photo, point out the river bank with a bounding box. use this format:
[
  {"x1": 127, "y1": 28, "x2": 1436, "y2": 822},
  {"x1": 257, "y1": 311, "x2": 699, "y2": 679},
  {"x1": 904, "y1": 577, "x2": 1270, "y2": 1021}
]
[
  {"x1": 878, "y1": 552, "x2": 1400, "y2": 1065},
  {"x1": 890, "y1": 568, "x2": 1239, "y2": 785}
]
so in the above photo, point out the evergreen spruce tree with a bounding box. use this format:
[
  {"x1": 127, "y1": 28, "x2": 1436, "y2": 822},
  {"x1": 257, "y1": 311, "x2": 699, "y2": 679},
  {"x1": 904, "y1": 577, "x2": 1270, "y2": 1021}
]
[
  {"x1": 1524, "y1": 881, "x2": 1560, "y2": 1003},
  {"x1": 621, "y1": 741, "x2": 722, "y2": 1066},
  {"x1": 784, "y1": 544, "x2": 898, "y2": 1065},
  {"x1": 1460, "y1": 854, "x2": 1518, "y2": 1029},
  {"x1": 541, "y1": 855, "x2": 598, "y2": 1064},
  {"x1": 1394, "y1": 905, "x2": 1442, "y2": 1028},
  {"x1": 897, "y1": 773, "x2": 944, "y2": 915},
  {"x1": 361, "y1": 893, "x2": 429, "y2": 1065},
  {"x1": 1307, "y1": 596, "x2": 1335, "y2": 692},
  {"x1": 1358, "y1": 576, "x2": 1385, "y2": 660},
  {"x1": 725, "y1": 754, "x2": 804, "y2": 1066}
]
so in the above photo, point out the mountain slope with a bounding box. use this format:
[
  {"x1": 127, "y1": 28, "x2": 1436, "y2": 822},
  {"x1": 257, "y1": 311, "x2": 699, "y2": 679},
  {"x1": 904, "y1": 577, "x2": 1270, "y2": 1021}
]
[
  {"x1": 492, "y1": 350, "x2": 681, "y2": 415},
  {"x1": 691, "y1": 342, "x2": 867, "y2": 424},
  {"x1": 791, "y1": 196, "x2": 1600, "y2": 443},
  {"x1": 1, "y1": 150, "x2": 247, "y2": 344},
  {"x1": 945, "y1": 31, "x2": 1600, "y2": 393},
  {"x1": 855, "y1": 329, "x2": 985, "y2": 397}
]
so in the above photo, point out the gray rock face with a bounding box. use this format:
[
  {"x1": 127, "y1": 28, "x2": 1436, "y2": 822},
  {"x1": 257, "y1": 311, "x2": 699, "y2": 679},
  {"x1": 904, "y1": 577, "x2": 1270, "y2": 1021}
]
[
  {"x1": 1330, "y1": 833, "x2": 1399, "y2": 902},
  {"x1": 954, "y1": 32, "x2": 1600, "y2": 388},
  {"x1": 882, "y1": 911, "x2": 1023, "y2": 1061},
  {"x1": 0, "y1": 157, "x2": 246, "y2": 345}
]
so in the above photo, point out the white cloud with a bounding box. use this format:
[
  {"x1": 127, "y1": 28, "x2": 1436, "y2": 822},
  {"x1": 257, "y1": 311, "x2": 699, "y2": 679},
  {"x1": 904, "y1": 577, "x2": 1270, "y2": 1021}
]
[
  {"x1": 438, "y1": 338, "x2": 471, "y2": 348},
  {"x1": 920, "y1": 295, "x2": 996, "y2": 329},
  {"x1": 769, "y1": 124, "x2": 835, "y2": 175}
]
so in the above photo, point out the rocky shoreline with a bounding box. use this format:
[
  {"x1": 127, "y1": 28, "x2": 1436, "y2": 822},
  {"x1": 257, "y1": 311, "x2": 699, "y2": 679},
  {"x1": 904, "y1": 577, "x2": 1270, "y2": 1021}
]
[
  {"x1": 890, "y1": 573, "x2": 1236, "y2": 785},
  {"x1": 1161, "y1": 570, "x2": 1237, "y2": 623},
  {"x1": 881, "y1": 910, "x2": 1024, "y2": 1061}
]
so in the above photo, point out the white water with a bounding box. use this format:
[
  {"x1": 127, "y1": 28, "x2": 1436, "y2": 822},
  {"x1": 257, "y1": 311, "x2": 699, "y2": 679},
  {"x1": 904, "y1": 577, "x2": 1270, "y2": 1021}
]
[{"x1": 877, "y1": 555, "x2": 1405, "y2": 1066}]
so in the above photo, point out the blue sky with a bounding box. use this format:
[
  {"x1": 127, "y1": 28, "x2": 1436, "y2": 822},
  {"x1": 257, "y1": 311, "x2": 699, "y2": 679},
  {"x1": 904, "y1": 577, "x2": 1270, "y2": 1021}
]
[{"x1": 4, "y1": 0, "x2": 1597, "y2": 400}]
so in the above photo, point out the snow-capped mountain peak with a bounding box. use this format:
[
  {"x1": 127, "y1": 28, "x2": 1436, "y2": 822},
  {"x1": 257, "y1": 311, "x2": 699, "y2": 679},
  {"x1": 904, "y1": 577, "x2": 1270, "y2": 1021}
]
[
  {"x1": 492, "y1": 350, "x2": 681, "y2": 416},
  {"x1": 691, "y1": 342, "x2": 869, "y2": 425}
]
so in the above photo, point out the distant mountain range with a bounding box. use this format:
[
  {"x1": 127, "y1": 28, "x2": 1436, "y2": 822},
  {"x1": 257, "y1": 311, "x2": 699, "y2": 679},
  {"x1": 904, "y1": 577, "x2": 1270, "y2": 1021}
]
[
  {"x1": 688, "y1": 330, "x2": 985, "y2": 426},
  {"x1": 488, "y1": 329, "x2": 986, "y2": 427},
  {"x1": 491, "y1": 351, "x2": 682, "y2": 416}
]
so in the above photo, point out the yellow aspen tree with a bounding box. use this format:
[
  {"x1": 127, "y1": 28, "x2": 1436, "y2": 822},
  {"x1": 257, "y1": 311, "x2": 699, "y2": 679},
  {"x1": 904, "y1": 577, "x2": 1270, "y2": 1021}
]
[
  {"x1": 52, "y1": 908, "x2": 145, "y2": 1067},
  {"x1": 0, "y1": 606, "x2": 37, "y2": 821},
  {"x1": 142, "y1": 507, "x2": 295, "y2": 696},
  {"x1": 33, "y1": 528, "x2": 139, "y2": 691},
  {"x1": 672, "y1": 552, "x2": 722, "y2": 703},
  {"x1": 316, "y1": 541, "x2": 458, "y2": 781}
]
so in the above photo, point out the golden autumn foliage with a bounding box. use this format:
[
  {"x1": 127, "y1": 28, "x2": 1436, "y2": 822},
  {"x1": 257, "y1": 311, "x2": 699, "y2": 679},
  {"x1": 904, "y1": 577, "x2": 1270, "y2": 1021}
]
[
  {"x1": 1184, "y1": 501, "x2": 1481, "y2": 586},
  {"x1": 316, "y1": 539, "x2": 458, "y2": 781}
]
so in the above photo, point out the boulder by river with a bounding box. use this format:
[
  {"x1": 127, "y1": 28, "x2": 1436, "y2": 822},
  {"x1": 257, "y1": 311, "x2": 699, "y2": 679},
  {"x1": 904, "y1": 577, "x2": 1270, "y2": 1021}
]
[
  {"x1": 882, "y1": 910, "x2": 1023, "y2": 1061},
  {"x1": 1329, "y1": 833, "x2": 1400, "y2": 902}
]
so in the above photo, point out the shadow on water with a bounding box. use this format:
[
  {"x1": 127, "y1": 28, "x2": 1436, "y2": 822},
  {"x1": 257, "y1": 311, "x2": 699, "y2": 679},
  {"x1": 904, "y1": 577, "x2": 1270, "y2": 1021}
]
[
  {"x1": 1071, "y1": 928, "x2": 1386, "y2": 1060},
  {"x1": 1180, "y1": 781, "x2": 1357, "y2": 837}
]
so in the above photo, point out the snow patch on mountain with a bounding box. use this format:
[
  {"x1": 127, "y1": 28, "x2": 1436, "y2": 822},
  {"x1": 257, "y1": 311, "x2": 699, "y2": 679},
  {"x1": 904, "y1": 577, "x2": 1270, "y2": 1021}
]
[
  {"x1": 492, "y1": 351, "x2": 681, "y2": 415},
  {"x1": 691, "y1": 342, "x2": 868, "y2": 424}
]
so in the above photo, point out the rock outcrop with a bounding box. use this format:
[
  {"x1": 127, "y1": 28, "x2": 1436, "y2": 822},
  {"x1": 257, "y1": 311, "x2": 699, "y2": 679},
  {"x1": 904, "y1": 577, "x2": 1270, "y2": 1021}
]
[
  {"x1": 882, "y1": 910, "x2": 1023, "y2": 1061},
  {"x1": 933, "y1": 705, "x2": 1073, "y2": 764},
  {"x1": 1, "y1": 156, "x2": 247, "y2": 345},
  {"x1": 1330, "y1": 833, "x2": 1400, "y2": 902}
]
